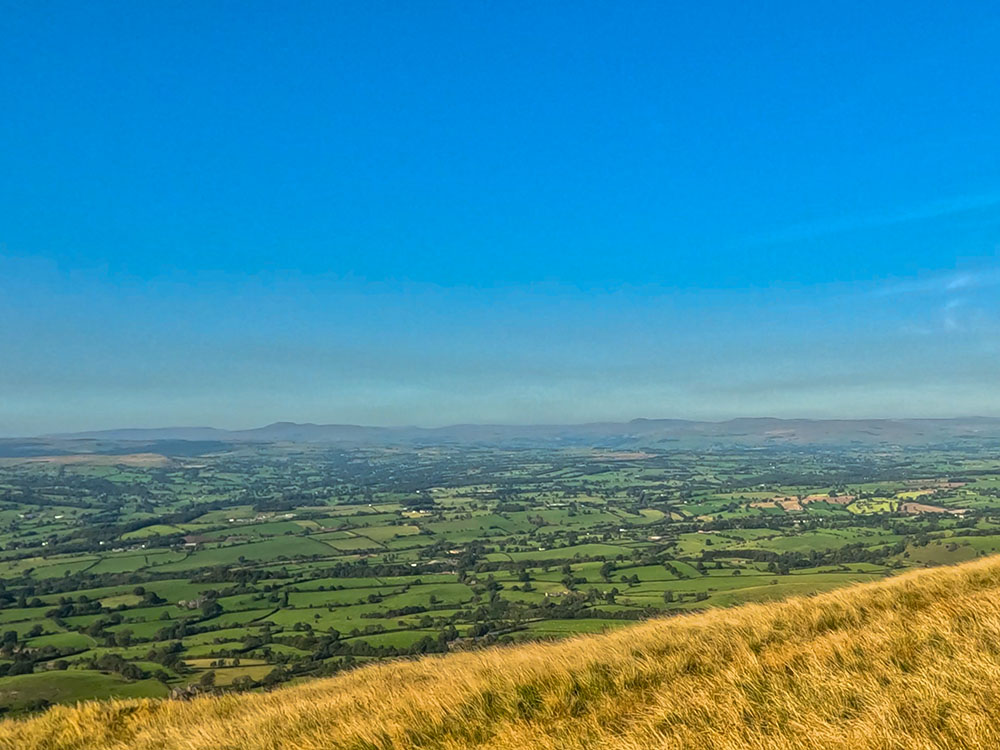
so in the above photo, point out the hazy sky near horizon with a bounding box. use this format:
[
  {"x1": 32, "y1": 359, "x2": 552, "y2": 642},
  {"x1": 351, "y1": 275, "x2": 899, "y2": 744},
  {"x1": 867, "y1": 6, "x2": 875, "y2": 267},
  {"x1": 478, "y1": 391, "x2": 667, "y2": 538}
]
[{"x1": 3, "y1": 1, "x2": 1000, "y2": 435}]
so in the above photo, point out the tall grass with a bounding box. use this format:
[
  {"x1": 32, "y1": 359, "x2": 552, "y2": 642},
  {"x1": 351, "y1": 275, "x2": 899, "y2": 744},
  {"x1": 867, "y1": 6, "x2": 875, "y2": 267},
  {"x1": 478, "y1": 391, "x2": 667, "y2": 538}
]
[{"x1": 7, "y1": 557, "x2": 1000, "y2": 749}]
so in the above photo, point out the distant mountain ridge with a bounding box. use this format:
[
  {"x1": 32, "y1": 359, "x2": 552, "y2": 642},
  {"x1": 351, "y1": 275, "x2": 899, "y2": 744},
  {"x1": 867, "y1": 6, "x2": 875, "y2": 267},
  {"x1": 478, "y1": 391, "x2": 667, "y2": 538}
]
[{"x1": 39, "y1": 416, "x2": 1000, "y2": 447}]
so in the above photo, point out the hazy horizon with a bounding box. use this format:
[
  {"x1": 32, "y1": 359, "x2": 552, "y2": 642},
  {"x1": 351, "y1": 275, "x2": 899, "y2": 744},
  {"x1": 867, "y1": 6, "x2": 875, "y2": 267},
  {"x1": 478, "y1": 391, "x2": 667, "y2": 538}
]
[
  {"x1": 8, "y1": 414, "x2": 1000, "y2": 441},
  {"x1": 5, "y1": 2, "x2": 1000, "y2": 435}
]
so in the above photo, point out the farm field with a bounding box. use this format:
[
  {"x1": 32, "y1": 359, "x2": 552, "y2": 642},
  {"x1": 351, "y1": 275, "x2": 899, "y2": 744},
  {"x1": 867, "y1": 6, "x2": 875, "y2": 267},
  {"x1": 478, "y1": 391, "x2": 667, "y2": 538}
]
[{"x1": 2, "y1": 437, "x2": 1000, "y2": 713}]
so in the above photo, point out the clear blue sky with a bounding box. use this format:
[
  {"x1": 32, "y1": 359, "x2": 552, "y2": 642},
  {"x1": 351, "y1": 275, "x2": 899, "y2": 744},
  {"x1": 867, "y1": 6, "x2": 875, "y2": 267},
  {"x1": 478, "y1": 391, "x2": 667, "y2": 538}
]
[{"x1": 3, "y1": 1, "x2": 1000, "y2": 434}]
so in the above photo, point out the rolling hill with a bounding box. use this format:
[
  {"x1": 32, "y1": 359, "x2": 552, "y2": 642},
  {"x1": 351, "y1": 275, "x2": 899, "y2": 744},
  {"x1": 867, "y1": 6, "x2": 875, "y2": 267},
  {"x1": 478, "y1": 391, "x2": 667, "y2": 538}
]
[
  {"x1": 6, "y1": 556, "x2": 1000, "y2": 749},
  {"x1": 31, "y1": 415, "x2": 1000, "y2": 451}
]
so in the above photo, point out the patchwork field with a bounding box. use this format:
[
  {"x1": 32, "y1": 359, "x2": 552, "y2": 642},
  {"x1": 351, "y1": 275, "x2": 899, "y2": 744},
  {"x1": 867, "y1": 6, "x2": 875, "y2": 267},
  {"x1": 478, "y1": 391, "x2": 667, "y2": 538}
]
[
  {"x1": 1, "y1": 439, "x2": 1000, "y2": 713},
  {"x1": 8, "y1": 556, "x2": 1000, "y2": 749}
]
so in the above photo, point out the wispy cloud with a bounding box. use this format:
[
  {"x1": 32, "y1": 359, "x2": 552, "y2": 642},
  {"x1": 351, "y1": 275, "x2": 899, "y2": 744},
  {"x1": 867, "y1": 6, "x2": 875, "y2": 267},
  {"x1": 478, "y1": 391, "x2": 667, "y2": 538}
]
[
  {"x1": 886, "y1": 270, "x2": 1000, "y2": 338},
  {"x1": 943, "y1": 298, "x2": 966, "y2": 332},
  {"x1": 874, "y1": 268, "x2": 1000, "y2": 298},
  {"x1": 748, "y1": 192, "x2": 1000, "y2": 248}
]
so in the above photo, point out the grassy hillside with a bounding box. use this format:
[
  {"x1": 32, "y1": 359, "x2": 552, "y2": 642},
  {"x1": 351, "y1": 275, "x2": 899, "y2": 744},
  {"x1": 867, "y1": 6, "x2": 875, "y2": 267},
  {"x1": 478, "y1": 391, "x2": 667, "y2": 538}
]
[{"x1": 7, "y1": 557, "x2": 1000, "y2": 750}]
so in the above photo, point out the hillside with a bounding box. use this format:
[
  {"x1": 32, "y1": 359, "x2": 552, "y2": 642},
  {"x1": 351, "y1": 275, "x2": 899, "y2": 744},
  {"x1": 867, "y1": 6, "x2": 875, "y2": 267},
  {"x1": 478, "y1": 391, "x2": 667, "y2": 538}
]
[{"x1": 5, "y1": 558, "x2": 1000, "y2": 749}]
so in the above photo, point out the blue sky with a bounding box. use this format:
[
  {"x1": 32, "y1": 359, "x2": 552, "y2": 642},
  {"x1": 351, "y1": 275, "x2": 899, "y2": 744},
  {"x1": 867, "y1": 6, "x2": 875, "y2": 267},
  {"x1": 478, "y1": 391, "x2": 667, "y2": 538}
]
[{"x1": 3, "y1": 1, "x2": 1000, "y2": 434}]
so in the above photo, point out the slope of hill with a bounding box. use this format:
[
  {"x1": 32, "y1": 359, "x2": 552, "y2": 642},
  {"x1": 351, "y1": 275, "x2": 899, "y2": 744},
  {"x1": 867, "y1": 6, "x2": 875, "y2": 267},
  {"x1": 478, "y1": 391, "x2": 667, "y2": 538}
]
[{"x1": 6, "y1": 557, "x2": 1000, "y2": 750}]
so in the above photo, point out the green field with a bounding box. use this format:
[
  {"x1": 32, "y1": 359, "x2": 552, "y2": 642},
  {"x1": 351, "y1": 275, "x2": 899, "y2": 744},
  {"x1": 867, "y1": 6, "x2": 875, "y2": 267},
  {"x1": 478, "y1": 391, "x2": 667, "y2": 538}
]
[{"x1": 0, "y1": 440, "x2": 998, "y2": 713}]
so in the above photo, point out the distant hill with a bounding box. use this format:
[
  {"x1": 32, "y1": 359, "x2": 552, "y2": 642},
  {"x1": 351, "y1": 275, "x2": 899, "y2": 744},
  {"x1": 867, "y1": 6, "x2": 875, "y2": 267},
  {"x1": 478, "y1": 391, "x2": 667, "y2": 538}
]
[
  {"x1": 6, "y1": 556, "x2": 1000, "y2": 749},
  {"x1": 42, "y1": 416, "x2": 1000, "y2": 449}
]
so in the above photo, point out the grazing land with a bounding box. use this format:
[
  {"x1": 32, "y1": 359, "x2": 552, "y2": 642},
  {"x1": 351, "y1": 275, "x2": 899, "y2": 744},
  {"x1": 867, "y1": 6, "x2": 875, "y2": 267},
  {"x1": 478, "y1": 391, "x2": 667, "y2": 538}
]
[
  {"x1": 1, "y1": 427, "x2": 1000, "y2": 715},
  {"x1": 6, "y1": 554, "x2": 1000, "y2": 749}
]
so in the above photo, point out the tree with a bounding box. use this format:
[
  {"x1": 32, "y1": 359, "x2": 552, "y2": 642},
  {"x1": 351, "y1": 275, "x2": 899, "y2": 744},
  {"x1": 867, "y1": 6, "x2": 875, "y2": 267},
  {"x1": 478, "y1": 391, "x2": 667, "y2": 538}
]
[
  {"x1": 262, "y1": 667, "x2": 287, "y2": 687},
  {"x1": 9, "y1": 659, "x2": 34, "y2": 676},
  {"x1": 599, "y1": 561, "x2": 615, "y2": 582}
]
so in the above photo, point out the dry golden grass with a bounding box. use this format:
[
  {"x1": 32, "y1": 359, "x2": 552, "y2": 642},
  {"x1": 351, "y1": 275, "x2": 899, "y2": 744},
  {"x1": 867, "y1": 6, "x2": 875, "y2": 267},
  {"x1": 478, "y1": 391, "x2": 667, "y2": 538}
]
[{"x1": 8, "y1": 557, "x2": 1000, "y2": 749}]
